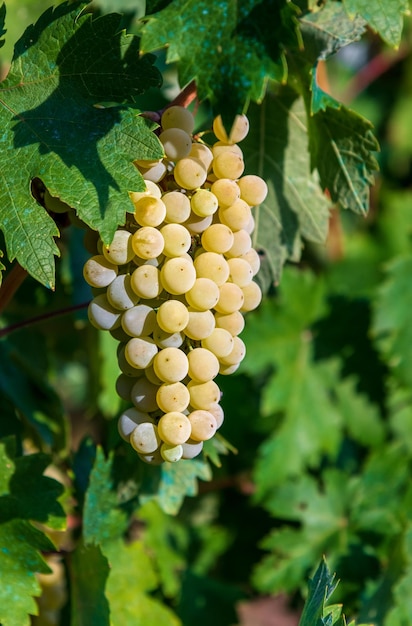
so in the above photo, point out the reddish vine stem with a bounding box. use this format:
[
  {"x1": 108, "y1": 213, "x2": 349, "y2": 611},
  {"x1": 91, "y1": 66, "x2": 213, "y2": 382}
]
[
  {"x1": 0, "y1": 301, "x2": 90, "y2": 339},
  {"x1": 0, "y1": 263, "x2": 29, "y2": 316}
]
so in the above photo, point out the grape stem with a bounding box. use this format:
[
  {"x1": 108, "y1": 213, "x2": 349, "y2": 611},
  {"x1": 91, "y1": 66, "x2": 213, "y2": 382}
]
[
  {"x1": 0, "y1": 301, "x2": 90, "y2": 338},
  {"x1": 141, "y1": 80, "x2": 198, "y2": 124},
  {"x1": 0, "y1": 263, "x2": 28, "y2": 315}
]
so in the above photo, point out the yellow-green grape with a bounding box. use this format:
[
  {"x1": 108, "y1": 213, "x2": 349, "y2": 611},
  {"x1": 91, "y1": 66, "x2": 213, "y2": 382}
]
[
  {"x1": 130, "y1": 265, "x2": 163, "y2": 299},
  {"x1": 193, "y1": 252, "x2": 230, "y2": 286},
  {"x1": 215, "y1": 310, "x2": 245, "y2": 336},
  {"x1": 184, "y1": 308, "x2": 216, "y2": 340},
  {"x1": 129, "y1": 180, "x2": 162, "y2": 204},
  {"x1": 213, "y1": 151, "x2": 245, "y2": 180},
  {"x1": 157, "y1": 299, "x2": 189, "y2": 333},
  {"x1": 189, "y1": 142, "x2": 214, "y2": 171},
  {"x1": 208, "y1": 403, "x2": 224, "y2": 428},
  {"x1": 153, "y1": 347, "x2": 189, "y2": 383},
  {"x1": 237, "y1": 174, "x2": 268, "y2": 206},
  {"x1": 138, "y1": 160, "x2": 167, "y2": 183},
  {"x1": 215, "y1": 282, "x2": 245, "y2": 314},
  {"x1": 185, "y1": 277, "x2": 220, "y2": 310},
  {"x1": 130, "y1": 377, "x2": 160, "y2": 412},
  {"x1": 201, "y1": 327, "x2": 234, "y2": 358},
  {"x1": 163, "y1": 191, "x2": 192, "y2": 224},
  {"x1": 174, "y1": 157, "x2": 207, "y2": 189},
  {"x1": 156, "y1": 382, "x2": 190, "y2": 413},
  {"x1": 225, "y1": 229, "x2": 252, "y2": 257},
  {"x1": 103, "y1": 229, "x2": 135, "y2": 265},
  {"x1": 241, "y1": 281, "x2": 262, "y2": 312},
  {"x1": 153, "y1": 324, "x2": 185, "y2": 349},
  {"x1": 161, "y1": 105, "x2": 195, "y2": 134},
  {"x1": 117, "y1": 345, "x2": 146, "y2": 376},
  {"x1": 132, "y1": 226, "x2": 165, "y2": 259},
  {"x1": 106, "y1": 274, "x2": 139, "y2": 310},
  {"x1": 227, "y1": 257, "x2": 253, "y2": 287},
  {"x1": 183, "y1": 211, "x2": 213, "y2": 234},
  {"x1": 219, "y1": 362, "x2": 241, "y2": 375},
  {"x1": 157, "y1": 411, "x2": 192, "y2": 445},
  {"x1": 160, "y1": 223, "x2": 192, "y2": 256},
  {"x1": 219, "y1": 199, "x2": 251, "y2": 231},
  {"x1": 187, "y1": 379, "x2": 221, "y2": 410},
  {"x1": 121, "y1": 304, "x2": 157, "y2": 337},
  {"x1": 130, "y1": 422, "x2": 161, "y2": 454},
  {"x1": 160, "y1": 443, "x2": 183, "y2": 462},
  {"x1": 138, "y1": 449, "x2": 164, "y2": 465},
  {"x1": 188, "y1": 409, "x2": 217, "y2": 441},
  {"x1": 83, "y1": 255, "x2": 118, "y2": 288},
  {"x1": 88, "y1": 294, "x2": 121, "y2": 330},
  {"x1": 125, "y1": 336, "x2": 158, "y2": 369},
  {"x1": 201, "y1": 223, "x2": 234, "y2": 253},
  {"x1": 211, "y1": 178, "x2": 241, "y2": 208},
  {"x1": 160, "y1": 256, "x2": 196, "y2": 294},
  {"x1": 187, "y1": 347, "x2": 220, "y2": 382},
  {"x1": 118, "y1": 407, "x2": 154, "y2": 441},
  {"x1": 159, "y1": 128, "x2": 192, "y2": 160},
  {"x1": 212, "y1": 141, "x2": 244, "y2": 160},
  {"x1": 190, "y1": 189, "x2": 219, "y2": 217},
  {"x1": 134, "y1": 196, "x2": 167, "y2": 227},
  {"x1": 213, "y1": 114, "x2": 249, "y2": 144},
  {"x1": 240, "y1": 248, "x2": 261, "y2": 276},
  {"x1": 181, "y1": 439, "x2": 204, "y2": 459},
  {"x1": 219, "y1": 335, "x2": 246, "y2": 366}
]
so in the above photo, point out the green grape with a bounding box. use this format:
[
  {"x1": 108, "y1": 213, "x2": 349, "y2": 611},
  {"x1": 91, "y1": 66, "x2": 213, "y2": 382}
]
[
  {"x1": 153, "y1": 347, "x2": 189, "y2": 383},
  {"x1": 125, "y1": 336, "x2": 158, "y2": 369},
  {"x1": 201, "y1": 223, "x2": 234, "y2": 253},
  {"x1": 88, "y1": 294, "x2": 121, "y2": 331},
  {"x1": 106, "y1": 274, "x2": 139, "y2": 310},
  {"x1": 162, "y1": 191, "x2": 191, "y2": 223},
  {"x1": 188, "y1": 409, "x2": 218, "y2": 441},
  {"x1": 121, "y1": 304, "x2": 157, "y2": 337},
  {"x1": 160, "y1": 223, "x2": 192, "y2": 257},
  {"x1": 190, "y1": 189, "x2": 219, "y2": 217},
  {"x1": 160, "y1": 443, "x2": 183, "y2": 462},
  {"x1": 134, "y1": 196, "x2": 167, "y2": 227},
  {"x1": 156, "y1": 382, "x2": 190, "y2": 413},
  {"x1": 187, "y1": 347, "x2": 220, "y2": 382},
  {"x1": 103, "y1": 229, "x2": 135, "y2": 265},
  {"x1": 156, "y1": 299, "x2": 189, "y2": 333},
  {"x1": 161, "y1": 105, "x2": 195, "y2": 134},
  {"x1": 157, "y1": 411, "x2": 192, "y2": 445},
  {"x1": 130, "y1": 422, "x2": 161, "y2": 454},
  {"x1": 159, "y1": 127, "x2": 192, "y2": 160},
  {"x1": 237, "y1": 174, "x2": 268, "y2": 205},
  {"x1": 83, "y1": 255, "x2": 118, "y2": 288},
  {"x1": 185, "y1": 277, "x2": 220, "y2": 311}
]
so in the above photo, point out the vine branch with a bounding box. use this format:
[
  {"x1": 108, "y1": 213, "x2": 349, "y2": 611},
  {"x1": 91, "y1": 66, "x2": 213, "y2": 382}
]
[{"x1": 0, "y1": 301, "x2": 90, "y2": 338}]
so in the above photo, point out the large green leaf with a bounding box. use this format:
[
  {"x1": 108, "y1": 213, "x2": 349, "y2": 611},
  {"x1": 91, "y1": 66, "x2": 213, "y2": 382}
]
[
  {"x1": 70, "y1": 541, "x2": 111, "y2": 626},
  {"x1": 342, "y1": 0, "x2": 409, "y2": 47},
  {"x1": 139, "y1": 0, "x2": 299, "y2": 123},
  {"x1": 243, "y1": 92, "x2": 330, "y2": 286},
  {"x1": 0, "y1": 2, "x2": 163, "y2": 287}
]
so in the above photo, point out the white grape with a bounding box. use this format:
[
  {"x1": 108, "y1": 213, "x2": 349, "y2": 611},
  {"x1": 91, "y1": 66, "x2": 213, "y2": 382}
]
[
  {"x1": 160, "y1": 223, "x2": 192, "y2": 257},
  {"x1": 130, "y1": 377, "x2": 160, "y2": 412},
  {"x1": 160, "y1": 256, "x2": 196, "y2": 294},
  {"x1": 129, "y1": 180, "x2": 162, "y2": 204},
  {"x1": 215, "y1": 282, "x2": 244, "y2": 314},
  {"x1": 193, "y1": 252, "x2": 230, "y2": 286},
  {"x1": 162, "y1": 191, "x2": 191, "y2": 224},
  {"x1": 210, "y1": 178, "x2": 241, "y2": 208},
  {"x1": 201, "y1": 327, "x2": 234, "y2": 358},
  {"x1": 156, "y1": 382, "x2": 190, "y2": 413},
  {"x1": 118, "y1": 407, "x2": 155, "y2": 441},
  {"x1": 241, "y1": 281, "x2": 262, "y2": 312},
  {"x1": 174, "y1": 157, "x2": 207, "y2": 189},
  {"x1": 130, "y1": 422, "x2": 160, "y2": 454},
  {"x1": 219, "y1": 336, "x2": 246, "y2": 366},
  {"x1": 158, "y1": 411, "x2": 192, "y2": 446},
  {"x1": 138, "y1": 160, "x2": 167, "y2": 183},
  {"x1": 181, "y1": 439, "x2": 204, "y2": 459},
  {"x1": 213, "y1": 151, "x2": 245, "y2": 180},
  {"x1": 213, "y1": 114, "x2": 249, "y2": 144},
  {"x1": 134, "y1": 196, "x2": 166, "y2": 227},
  {"x1": 225, "y1": 229, "x2": 252, "y2": 257},
  {"x1": 161, "y1": 105, "x2": 195, "y2": 134},
  {"x1": 132, "y1": 226, "x2": 164, "y2": 259},
  {"x1": 190, "y1": 189, "x2": 219, "y2": 217},
  {"x1": 153, "y1": 347, "x2": 189, "y2": 383},
  {"x1": 188, "y1": 409, "x2": 218, "y2": 441},
  {"x1": 103, "y1": 230, "x2": 134, "y2": 265},
  {"x1": 130, "y1": 265, "x2": 163, "y2": 299},
  {"x1": 115, "y1": 373, "x2": 136, "y2": 401},
  {"x1": 237, "y1": 174, "x2": 268, "y2": 205},
  {"x1": 187, "y1": 379, "x2": 221, "y2": 410},
  {"x1": 125, "y1": 336, "x2": 158, "y2": 369},
  {"x1": 185, "y1": 308, "x2": 216, "y2": 340},
  {"x1": 227, "y1": 257, "x2": 253, "y2": 287},
  {"x1": 156, "y1": 299, "x2": 189, "y2": 333},
  {"x1": 201, "y1": 223, "x2": 234, "y2": 253},
  {"x1": 183, "y1": 211, "x2": 213, "y2": 234},
  {"x1": 215, "y1": 310, "x2": 245, "y2": 336},
  {"x1": 83, "y1": 255, "x2": 118, "y2": 288},
  {"x1": 159, "y1": 127, "x2": 192, "y2": 161},
  {"x1": 160, "y1": 443, "x2": 183, "y2": 462},
  {"x1": 152, "y1": 324, "x2": 185, "y2": 349},
  {"x1": 219, "y1": 199, "x2": 251, "y2": 231},
  {"x1": 187, "y1": 347, "x2": 220, "y2": 382},
  {"x1": 189, "y1": 143, "x2": 213, "y2": 170},
  {"x1": 88, "y1": 294, "x2": 121, "y2": 331},
  {"x1": 106, "y1": 274, "x2": 139, "y2": 310},
  {"x1": 185, "y1": 277, "x2": 220, "y2": 311},
  {"x1": 121, "y1": 304, "x2": 157, "y2": 337}
]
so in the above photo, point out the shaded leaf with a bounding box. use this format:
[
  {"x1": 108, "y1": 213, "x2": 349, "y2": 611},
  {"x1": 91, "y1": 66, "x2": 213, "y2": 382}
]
[
  {"x1": 0, "y1": 2, "x2": 163, "y2": 287},
  {"x1": 299, "y1": 559, "x2": 339, "y2": 626},
  {"x1": 342, "y1": 0, "x2": 409, "y2": 47}
]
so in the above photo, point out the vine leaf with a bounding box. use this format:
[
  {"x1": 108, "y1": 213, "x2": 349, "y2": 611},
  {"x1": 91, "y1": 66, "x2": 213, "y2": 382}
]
[
  {"x1": 242, "y1": 92, "x2": 330, "y2": 287},
  {"x1": 299, "y1": 558, "x2": 341, "y2": 626},
  {"x1": 0, "y1": 437, "x2": 66, "y2": 626},
  {"x1": 139, "y1": 0, "x2": 299, "y2": 124},
  {"x1": 70, "y1": 541, "x2": 111, "y2": 626},
  {"x1": 0, "y1": 1, "x2": 163, "y2": 288},
  {"x1": 342, "y1": 0, "x2": 410, "y2": 48}
]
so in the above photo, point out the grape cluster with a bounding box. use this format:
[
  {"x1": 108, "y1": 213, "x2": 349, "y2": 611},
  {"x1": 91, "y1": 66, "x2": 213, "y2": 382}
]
[{"x1": 83, "y1": 106, "x2": 267, "y2": 464}]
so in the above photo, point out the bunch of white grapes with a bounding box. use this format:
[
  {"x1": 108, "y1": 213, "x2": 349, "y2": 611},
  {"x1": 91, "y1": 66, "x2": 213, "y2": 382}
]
[{"x1": 83, "y1": 105, "x2": 267, "y2": 464}]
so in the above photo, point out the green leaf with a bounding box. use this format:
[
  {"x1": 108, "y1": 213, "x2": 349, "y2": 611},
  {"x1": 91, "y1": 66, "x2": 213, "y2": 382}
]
[
  {"x1": 372, "y1": 255, "x2": 412, "y2": 387},
  {"x1": 299, "y1": 558, "x2": 339, "y2": 626},
  {"x1": 243, "y1": 92, "x2": 330, "y2": 286},
  {"x1": 0, "y1": 2, "x2": 163, "y2": 287},
  {"x1": 0, "y1": 3, "x2": 6, "y2": 50},
  {"x1": 69, "y1": 540, "x2": 111, "y2": 626},
  {"x1": 299, "y1": 2, "x2": 366, "y2": 63},
  {"x1": 308, "y1": 89, "x2": 379, "y2": 215},
  {"x1": 0, "y1": 519, "x2": 53, "y2": 626},
  {"x1": 342, "y1": 0, "x2": 409, "y2": 48},
  {"x1": 143, "y1": 459, "x2": 212, "y2": 515},
  {"x1": 0, "y1": 437, "x2": 65, "y2": 528},
  {"x1": 140, "y1": 0, "x2": 299, "y2": 122},
  {"x1": 83, "y1": 446, "x2": 127, "y2": 546},
  {"x1": 385, "y1": 526, "x2": 412, "y2": 626}
]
